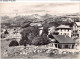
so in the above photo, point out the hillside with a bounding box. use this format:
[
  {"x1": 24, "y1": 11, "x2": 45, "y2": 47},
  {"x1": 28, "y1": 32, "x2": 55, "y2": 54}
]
[{"x1": 1, "y1": 13, "x2": 80, "y2": 28}]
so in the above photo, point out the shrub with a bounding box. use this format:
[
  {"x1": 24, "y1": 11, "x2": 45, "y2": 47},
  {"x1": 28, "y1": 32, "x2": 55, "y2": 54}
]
[
  {"x1": 19, "y1": 39, "x2": 28, "y2": 45},
  {"x1": 31, "y1": 36, "x2": 42, "y2": 45},
  {"x1": 9, "y1": 40, "x2": 19, "y2": 47},
  {"x1": 4, "y1": 30, "x2": 9, "y2": 34},
  {"x1": 41, "y1": 33, "x2": 50, "y2": 45},
  {"x1": 32, "y1": 34, "x2": 50, "y2": 45}
]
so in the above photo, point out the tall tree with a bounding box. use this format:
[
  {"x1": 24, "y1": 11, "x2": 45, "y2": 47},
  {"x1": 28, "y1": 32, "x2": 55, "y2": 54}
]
[{"x1": 19, "y1": 26, "x2": 39, "y2": 45}]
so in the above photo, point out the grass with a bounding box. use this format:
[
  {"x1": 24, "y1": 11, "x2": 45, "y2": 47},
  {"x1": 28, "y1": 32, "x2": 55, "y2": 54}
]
[
  {"x1": 1, "y1": 40, "x2": 11, "y2": 52},
  {"x1": 1, "y1": 39, "x2": 80, "y2": 59}
]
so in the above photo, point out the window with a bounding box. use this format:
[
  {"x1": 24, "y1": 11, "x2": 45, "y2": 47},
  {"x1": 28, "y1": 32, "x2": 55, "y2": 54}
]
[
  {"x1": 75, "y1": 30, "x2": 77, "y2": 33},
  {"x1": 68, "y1": 29, "x2": 69, "y2": 31},
  {"x1": 73, "y1": 31, "x2": 74, "y2": 33},
  {"x1": 67, "y1": 33, "x2": 69, "y2": 35},
  {"x1": 64, "y1": 45, "x2": 69, "y2": 49},
  {"x1": 61, "y1": 29, "x2": 62, "y2": 32},
  {"x1": 64, "y1": 33, "x2": 66, "y2": 35}
]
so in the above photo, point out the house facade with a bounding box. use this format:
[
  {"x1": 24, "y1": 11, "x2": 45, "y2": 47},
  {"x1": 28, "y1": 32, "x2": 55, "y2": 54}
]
[
  {"x1": 72, "y1": 22, "x2": 80, "y2": 39},
  {"x1": 55, "y1": 25, "x2": 72, "y2": 37}
]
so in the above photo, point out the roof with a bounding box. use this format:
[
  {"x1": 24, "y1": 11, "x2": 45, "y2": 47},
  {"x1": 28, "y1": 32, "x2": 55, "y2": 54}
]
[
  {"x1": 75, "y1": 22, "x2": 80, "y2": 26},
  {"x1": 52, "y1": 35, "x2": 75, "y2": 43},
  {"x1": 39, "y1": 27, "x2": 43, "y2": 29},
  {"x1": 30, "y1": 23, "x2": 42, "y2": 26},
  {"x1": 56, "y1": 25, "x2": 70, "y2": 29},
  {"x1": 48, "y1": 26, "x2": 55, "y2": 29}
]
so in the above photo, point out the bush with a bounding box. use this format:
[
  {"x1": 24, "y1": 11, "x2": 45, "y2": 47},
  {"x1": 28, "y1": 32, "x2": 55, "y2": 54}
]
[
  {"x1": 41, "y1": 33, "x2": 50, "y2": 45},
  {"x1": 19, "y1": 39, "x2": 28, "y2": 45},
  {"x1": 9, "y1": 40, "x2": 19, "y2": 47},
  {"x1": 31, "y1": 36, "x2": 42, "y2": 45},
  {"x1": 19, "y1": 39, "x2": 24, "y2": 45},
  {"x1": 32, "y1": 34, "x2": 50, "y2": 45}
]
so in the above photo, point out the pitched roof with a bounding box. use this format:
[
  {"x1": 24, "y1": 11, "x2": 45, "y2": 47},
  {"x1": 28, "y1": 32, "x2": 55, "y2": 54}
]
[
  {"x1": 75, "y1": 22, "x2": 80, "y2": 26},
  {"x1": 52, "y1": 35, "x2": 75, "y2": 43},
  {"x1": 30, "y1": 23, "x2": 42, "y2": 26},
  {"x1": 56, "y1": 25, "x2": 70, "y2": 29}
]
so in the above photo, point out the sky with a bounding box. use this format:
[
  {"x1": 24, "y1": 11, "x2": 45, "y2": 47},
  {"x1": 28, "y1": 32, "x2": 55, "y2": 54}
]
[
  {"x1": 0, "y1": 2, "x2": 80, "y2": 17},
  {"x1": 15, "y1": 0, "x2": 80, "y2": 1}
]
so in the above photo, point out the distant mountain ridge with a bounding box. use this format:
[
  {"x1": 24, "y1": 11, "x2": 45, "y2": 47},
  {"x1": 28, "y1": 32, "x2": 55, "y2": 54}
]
[{"x1": 1, "y1": 13, "x2": 80, "y2": 25}]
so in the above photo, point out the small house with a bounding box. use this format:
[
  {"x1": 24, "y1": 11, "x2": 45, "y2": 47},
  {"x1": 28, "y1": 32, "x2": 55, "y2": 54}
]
[{"x1": 52, "y1": 35, "x2": 75, "y2": 49}]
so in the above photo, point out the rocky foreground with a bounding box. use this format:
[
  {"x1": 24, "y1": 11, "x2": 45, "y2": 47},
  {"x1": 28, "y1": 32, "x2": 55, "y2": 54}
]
[{"x1": 1, "y1": 45, "x2": 80, "y2": 59}]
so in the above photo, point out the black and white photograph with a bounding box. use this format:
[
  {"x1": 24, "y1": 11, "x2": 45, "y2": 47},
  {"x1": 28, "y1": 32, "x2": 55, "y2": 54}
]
[{"x1": 1, "y1": 2, "x2": 80, "y2": 59}]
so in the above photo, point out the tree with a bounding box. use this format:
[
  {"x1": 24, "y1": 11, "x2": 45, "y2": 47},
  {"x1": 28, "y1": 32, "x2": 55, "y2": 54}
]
[
  {"x1": 33, "y1": 25, "x2": 39, "y2": 36},
  {"x1": 19, "y1": 26, "x2": 39, "y2": 45},
  {"x1": 31, "y1": 36, "x2": 42, "y2": 45},
  {"x1": 1, "y1": 16, "x2": 9, "y2": 20},
  {"x1": 19, "y1": 33, "x2": 29, "y2": 45},
  {"x1": 19, "y1": 37, "x2": 28, "y2": 45},
  {"x1": 19, "y1": 25, "x2": 50, "y2": 46},
  {"x1": 4, "y1": 30, "x2": 9, "y2": 34},
  {"x1": 9, "y1": 40, "x2": 19, "y2": 47},
  {"x1": 42, "y1": 26, "x2": 48, "y2": 35},
  {"x1": 31, "y1": 34, "x2": 50, "y2": 45},
  {"x1": 23, "y1": 40, "x2": 27, "y2": 49},
  {"x1": 41, "y1": 33, "x2": 50, "y2": 45}
]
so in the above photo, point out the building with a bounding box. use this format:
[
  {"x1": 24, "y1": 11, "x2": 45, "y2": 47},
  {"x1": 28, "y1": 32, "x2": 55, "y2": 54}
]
[
  {"x1": 55, "y1": 25, "x2": 72, "y2": 37},
  {"x1": 39, "y1": 26, "x2": 55, "y2": 35},
  {"x1": 48, "y1": 26, "x2": 55, "y2": 35},
  {"x1": 30, "y1": 22, "x2": 42, "y2": 27},
  {"x1": 39, "y1": 27, "x2": 43, "y2": 35},
  {"x1": 72, "y1": 22, "x2": 80, "y2": 39},
  {"x1": 52, "y1": 35, "x2": 75, "y2": 49}
]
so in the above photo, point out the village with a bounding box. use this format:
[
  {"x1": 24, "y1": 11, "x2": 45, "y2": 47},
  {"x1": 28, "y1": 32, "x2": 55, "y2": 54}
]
[{"x1": 1, "y1": 13, "x2": 80, "y2": 58}]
